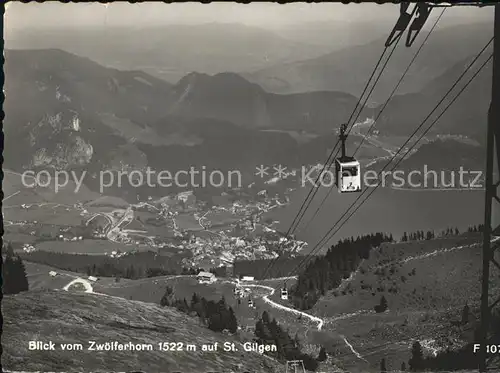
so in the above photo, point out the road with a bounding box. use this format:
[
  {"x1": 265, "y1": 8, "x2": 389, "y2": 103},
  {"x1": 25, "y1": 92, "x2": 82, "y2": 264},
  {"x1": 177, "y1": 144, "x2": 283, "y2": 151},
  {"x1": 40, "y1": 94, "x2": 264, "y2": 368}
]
[
  {"x1": 351, "y1": 123, "x2": 397, "y2": 157},
  {"x1": 106, "y1": 207, "x2": 134, "y2": 242},
  {"x1": 233, "y1": 281, "x2": 368, "y2": 362},
  {"x1": 244, "y1": 283, "x2": 324, "y2": 330},
  {"x1": 3, "y1": 190, "x2": 20, "y2": 202},
  {"x1": 63, "y1": 278, "x2": 94, "y2": 293}
]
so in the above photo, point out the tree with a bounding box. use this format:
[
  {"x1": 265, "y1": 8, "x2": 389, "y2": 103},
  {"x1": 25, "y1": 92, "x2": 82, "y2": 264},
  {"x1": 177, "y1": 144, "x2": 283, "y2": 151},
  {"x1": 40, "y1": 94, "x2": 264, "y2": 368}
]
[
  {"x1": 191, "y1": 293, "x2": 200, "y2": 309},
  {"x1": 289, "y1": 232, "x2": 392, "y2": 310},
  {"x1": 374, "y1": 295, "x2": 388, "y2": 313},
  {"x1": 5, "y1": 242, "x2": 14, "y2": 256},
  {"x1": 160, "y1": 286, "x2": 174, "y2": 307},
  {"x1": 409, "y1": 341, "x2": 424, "y2": 371},
  {"x1": 380, "y1": 358, "x2": 387, "y2": 373},
  {"x1": 461, "y1": 303, "x2": 470, "y2": 325},
  {"x1": 3, "y1": 250, "x2": 29, "y2": 295},
  {"x1": 208, "y1": 313, "x2": 223, "y2": 332},
  {"x1": 228, "y1": 307, "x2": 238, "y2": 334},
  {"x1": 3, "y1": 252, "x2": 15, "y2": 294},
  {"x1": 262, "y1": 311, "x2": 270, "y2": 324},
  {"x1": 317, "y1": 346, "x2": 327, "y2": 362},
  {"x1": 15, "y1": 256, "x2": 29, "y2": 292}
]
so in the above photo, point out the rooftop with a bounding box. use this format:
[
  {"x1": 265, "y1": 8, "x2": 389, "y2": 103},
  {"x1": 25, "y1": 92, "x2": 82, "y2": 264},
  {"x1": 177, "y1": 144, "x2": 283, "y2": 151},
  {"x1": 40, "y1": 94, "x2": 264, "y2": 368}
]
[{"x1": 197, "y1": 271, "x2": 215, "y2": 277}]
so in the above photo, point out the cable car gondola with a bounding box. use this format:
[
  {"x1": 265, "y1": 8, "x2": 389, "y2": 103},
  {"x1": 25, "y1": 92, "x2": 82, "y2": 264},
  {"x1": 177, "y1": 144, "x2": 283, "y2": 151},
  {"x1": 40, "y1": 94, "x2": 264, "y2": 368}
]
[
  {"x1": 281, "y1": 288, "x2": 288, "y2": 300},
  {"x1": 335, "y1": 123, "x2": 361, "y2": 193}
]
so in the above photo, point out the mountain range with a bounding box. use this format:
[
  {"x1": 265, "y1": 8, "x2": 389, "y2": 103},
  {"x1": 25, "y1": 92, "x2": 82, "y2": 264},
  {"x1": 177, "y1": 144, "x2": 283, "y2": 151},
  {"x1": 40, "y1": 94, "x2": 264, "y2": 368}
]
[
  {"x1": 4, "y1": 48, "x2": 374, "y2": 199},
  {"x1": 165, "y1": 71, "x2": 359, "y2": 132},
  {"x1": 245, "y1": 22, "x2": 493, "y2": 104},
  {"x1": 373, "y1": 52, "x2": 492, "y2": 139},
  {"x1": 5, "y1": 23, "x2": 333, "y2": 83},
  {"x1": 5, "y1": 25, "x2": 492, "y2": 200}
]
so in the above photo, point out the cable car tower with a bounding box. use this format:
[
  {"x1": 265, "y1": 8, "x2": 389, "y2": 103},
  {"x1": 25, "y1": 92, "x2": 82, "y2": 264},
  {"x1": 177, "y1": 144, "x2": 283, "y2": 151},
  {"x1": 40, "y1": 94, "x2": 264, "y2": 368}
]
[
  {"x1": 386, "y1": 2, "x2": 499, "y2": 372},
  {"x1": 335, "y1": 123, "x2": 361, "y2": 193},
  {"x1": 285, "y1": 360, "x2": 306, "y2": 373}
]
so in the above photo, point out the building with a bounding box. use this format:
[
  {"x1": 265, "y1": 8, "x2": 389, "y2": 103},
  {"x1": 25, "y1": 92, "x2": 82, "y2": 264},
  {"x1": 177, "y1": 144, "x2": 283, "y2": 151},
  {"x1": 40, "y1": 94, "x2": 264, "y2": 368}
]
[
  {"x1": 177, "y1": 191, "x2": 195, "y2": 204},
  {"x1": 197, "y1": 271, "x2": 216, "y2": 284},
  {"x1": 241, "y1": 276, "x2": 254, "y2": 282},
  {"x1": 49, "y1": 271, "x2": 57, "y2": 277},
  {"x1": 88, "y1": 276, "x2": 98, "y2": 282}
]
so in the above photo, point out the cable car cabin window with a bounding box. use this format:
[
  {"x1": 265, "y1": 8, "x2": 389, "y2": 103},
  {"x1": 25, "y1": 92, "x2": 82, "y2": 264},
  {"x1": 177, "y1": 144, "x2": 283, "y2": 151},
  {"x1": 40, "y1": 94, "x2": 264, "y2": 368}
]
[{"x1": 342, "y1": 166, "x2": 359, "y2": 177}]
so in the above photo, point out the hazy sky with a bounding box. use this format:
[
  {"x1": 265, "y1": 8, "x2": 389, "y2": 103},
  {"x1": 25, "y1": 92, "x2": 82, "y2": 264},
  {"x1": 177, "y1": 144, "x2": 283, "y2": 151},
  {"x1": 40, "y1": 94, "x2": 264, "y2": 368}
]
[{"x1": 5, "y1": 2, "x2": 493, "y2": 31}]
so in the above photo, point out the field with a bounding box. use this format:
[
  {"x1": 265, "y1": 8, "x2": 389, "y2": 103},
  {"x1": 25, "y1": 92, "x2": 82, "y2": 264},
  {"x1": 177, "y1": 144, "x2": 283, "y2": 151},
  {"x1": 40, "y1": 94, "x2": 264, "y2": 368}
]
[
  {"x1": 206, "y1": 208, "x2": 246, "y2": 225},
  {"x1": 4, "y1": 204, "x2": 85, "y2": 225},
  {"x1": 132, "y1": 210, "x2": 176, "y2": 237},
  {"x1": 85, "y1": 195, "x2": 130, "y2": 209},
  {"x1": 98, "y1": 276, "x2": 233, "y2": 303},
  {"x1": 3, "y1": 231, "x2": 38, "y2": 244},
  {"x1": 175, "y1": 213, "x2": 202, "y2": 230},
  {"x1": 3, "y1": 169, "x2": 101, "y2": 206},
  {"x1": 33, "y1": 239, "x2": 143, "y2": 255},
  {"x1": 98, "y1": 276, "x2": 269, "y2": 330}
]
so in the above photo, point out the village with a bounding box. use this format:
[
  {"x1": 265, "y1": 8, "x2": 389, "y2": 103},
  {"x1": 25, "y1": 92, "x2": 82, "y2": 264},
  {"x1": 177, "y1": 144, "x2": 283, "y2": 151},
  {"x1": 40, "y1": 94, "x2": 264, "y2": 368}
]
[{"x1": 11, "y1": 186, "x2": 307, "y2": 271}]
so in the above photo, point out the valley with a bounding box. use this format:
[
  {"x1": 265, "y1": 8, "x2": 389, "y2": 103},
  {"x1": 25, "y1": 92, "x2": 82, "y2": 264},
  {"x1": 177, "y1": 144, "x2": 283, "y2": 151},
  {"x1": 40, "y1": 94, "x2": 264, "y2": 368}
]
[{"x1": 3, "y1": 4, "x2": 496, "y2": 372}]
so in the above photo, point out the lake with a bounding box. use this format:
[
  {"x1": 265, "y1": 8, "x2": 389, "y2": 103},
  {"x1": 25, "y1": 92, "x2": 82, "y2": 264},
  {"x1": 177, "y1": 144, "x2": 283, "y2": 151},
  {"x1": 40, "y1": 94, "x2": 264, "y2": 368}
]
[{"x1": 265, "y1": 185, "x2": 485, "y2": 254}]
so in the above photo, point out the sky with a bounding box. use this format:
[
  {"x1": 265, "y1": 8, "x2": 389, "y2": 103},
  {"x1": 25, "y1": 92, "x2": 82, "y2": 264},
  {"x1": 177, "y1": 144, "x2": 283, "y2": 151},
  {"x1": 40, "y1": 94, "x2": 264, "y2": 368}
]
[{"x1": 5, "y1": 2, "x2": 494, "y2": 31}]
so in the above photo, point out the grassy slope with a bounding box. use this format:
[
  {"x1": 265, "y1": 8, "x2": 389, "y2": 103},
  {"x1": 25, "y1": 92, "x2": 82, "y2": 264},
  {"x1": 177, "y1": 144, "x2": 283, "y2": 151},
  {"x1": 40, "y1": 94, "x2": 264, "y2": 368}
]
[
  {"x1": 19, "y1": 234, "x2": 495, "y2": 372},
  {"x1": 3, "y1": 289, "x2": 284, "y2": 373},
  {"x1": 21, "y1": 262, "x2": 320, "y2": 362},
  {"x1": 308, "y1": 234, "x2": 500, "y2": 370}
]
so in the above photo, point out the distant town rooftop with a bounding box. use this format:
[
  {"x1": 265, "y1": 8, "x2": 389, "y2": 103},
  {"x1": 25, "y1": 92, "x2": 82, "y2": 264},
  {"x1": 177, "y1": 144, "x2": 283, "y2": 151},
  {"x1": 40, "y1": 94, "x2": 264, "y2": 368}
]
[{"x1": 197, "y1": 271, "x2": 215, "y2": 277}]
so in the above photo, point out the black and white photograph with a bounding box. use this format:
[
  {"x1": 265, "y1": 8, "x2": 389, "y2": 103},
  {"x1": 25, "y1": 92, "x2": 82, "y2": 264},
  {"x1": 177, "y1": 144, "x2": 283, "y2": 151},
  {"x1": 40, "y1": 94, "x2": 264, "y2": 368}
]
[{"x1": 2, "y1": 2, "x2": 500, "y2": 372}]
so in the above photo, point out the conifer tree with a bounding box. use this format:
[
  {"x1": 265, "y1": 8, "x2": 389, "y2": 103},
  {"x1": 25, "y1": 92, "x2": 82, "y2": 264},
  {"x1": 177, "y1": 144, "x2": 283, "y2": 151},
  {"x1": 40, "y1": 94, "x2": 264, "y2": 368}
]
[
  {"x1": 461, "y1": 302, "x2": 470, "y2": 325},
  {"x1": 380, "y1": 358, "x2": 387, "y2": 373},
  {"x1": 409, "y1": 341, "x2": 424, "y2": 371},
  {"x1": 317, "y1": 346, "x2": 327, "y2": 362},
  {"x1": 15, "y1": 256, "x2": 29, "y2": 293},
  {"x1": 228, "y1": 307, "x2": 238, "y2": 333},
  {"x1": 3, "y1": 248, "x2": 29, "y2": 295}
]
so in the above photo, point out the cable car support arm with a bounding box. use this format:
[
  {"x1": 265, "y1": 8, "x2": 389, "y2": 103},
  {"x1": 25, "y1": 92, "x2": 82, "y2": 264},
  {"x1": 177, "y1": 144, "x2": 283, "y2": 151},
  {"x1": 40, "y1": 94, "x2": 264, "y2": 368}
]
[{"x1": 387, "y1": 2, "x2": 499, "y2": 371}]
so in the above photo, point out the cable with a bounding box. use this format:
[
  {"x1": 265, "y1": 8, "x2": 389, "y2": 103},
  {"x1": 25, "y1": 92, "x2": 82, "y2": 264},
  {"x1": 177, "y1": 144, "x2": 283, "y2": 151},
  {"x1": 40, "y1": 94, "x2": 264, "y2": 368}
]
[
  {"x1": 258, "y1": 46, "x2": 392, "y2": 280},
  {"x1": 298, "y1": 8, "x2": 447, "y2": 234},
  {"x1": 288, "y1": 49, "x2": 493, "y2": 283},
  {"x1": 280, "y1": 38, "x2": 493, "y2": 287},
  {"x1": 309, "y1": 49, "x2": 492, "y2": 259},
  {"x1": 291, "y1": 41, "x2": 399, "y2": 235},
  {"x1": 260, "y1": 7, "x2": 425, "y2": 281},
  {"x1": 289, "y1": 46, "x2": 391, "y2": 235},
  {"x1": 293, "y1": 52, "x2": 493, "y2": 284},
  {"x1": 260, "y1": 16, "x2": 418, "y2": 281}
]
